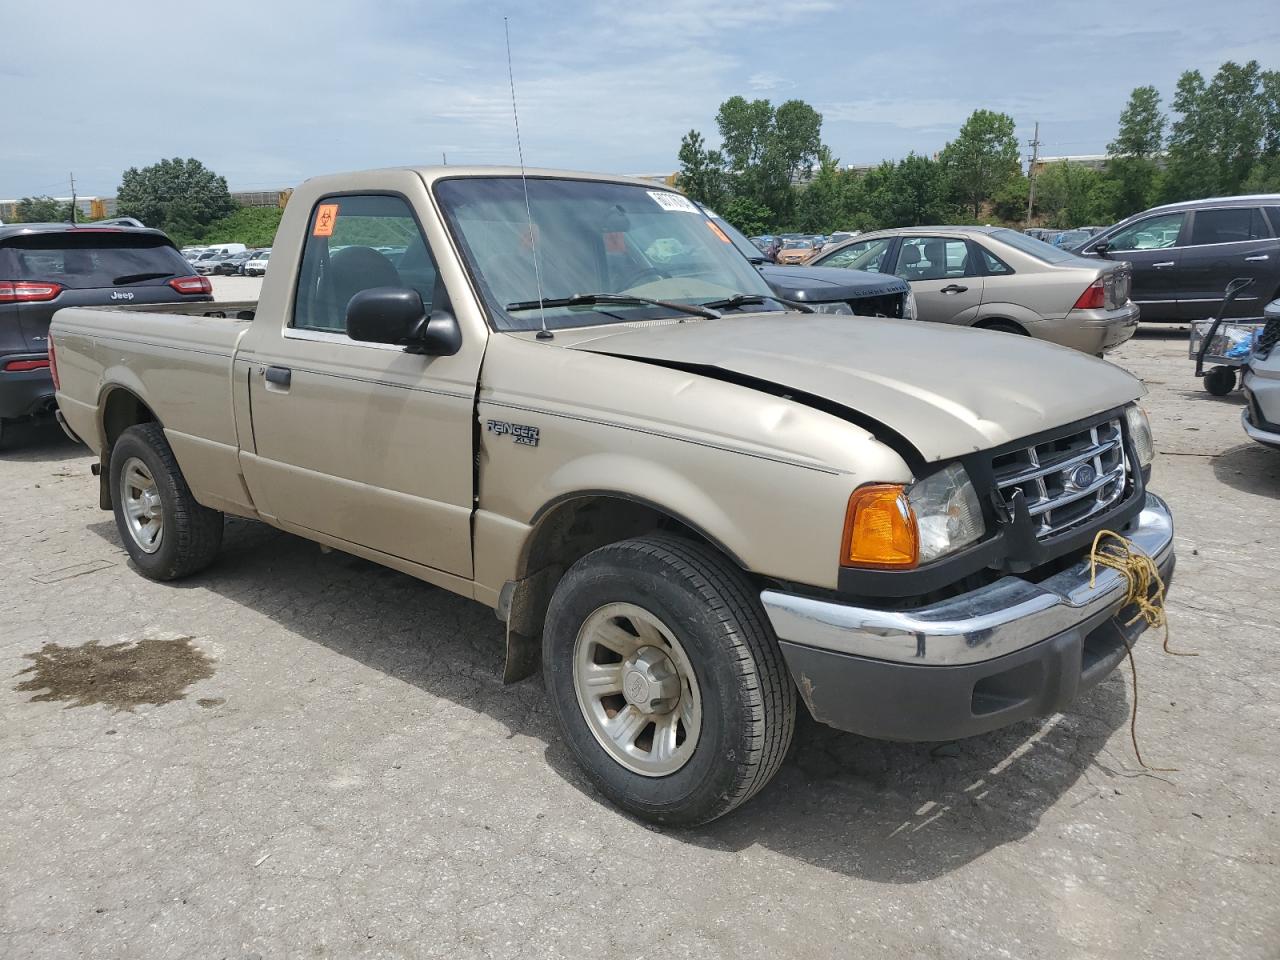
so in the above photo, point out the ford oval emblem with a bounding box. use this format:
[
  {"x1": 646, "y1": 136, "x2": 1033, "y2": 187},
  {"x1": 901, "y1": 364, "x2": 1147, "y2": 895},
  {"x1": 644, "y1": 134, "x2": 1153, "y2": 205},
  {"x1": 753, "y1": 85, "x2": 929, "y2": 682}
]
[{"x1": 1069, "y1": 464, "x2": 1097, "y2": 489}]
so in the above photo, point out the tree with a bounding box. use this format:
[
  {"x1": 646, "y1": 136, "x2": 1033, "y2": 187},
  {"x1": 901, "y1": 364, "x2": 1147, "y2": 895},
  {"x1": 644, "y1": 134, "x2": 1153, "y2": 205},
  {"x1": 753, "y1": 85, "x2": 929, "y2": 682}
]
[
  {"x1": 676, "y1": 130, "x2": 728, "y2": 210},
  {"x1": 939, "y1": 110, "x2": 1021, "y2": 218},
  {"x1": 720, "y1": 196, "x2": 772, "y2": 237},
  {"x1": 14, "y1": 195, "x2": 75, "y2": 223},
  {"x1": 792, "y1": 148, "x2": 849, "y2": 232},
  {"x1": 1109, "y1": 86, "x2": 1165, "y2": 159},
  {"x1": 116, "y1": 158, "x2": 236, "y2": 238},
  {"x1": 1035, "y1": 162, "x2": 1103, "y2": 228},
  {"x1": 876, "y1": 154, "x2": 957, "y2": 226},
  {"x1": 714, "y1": 96, "x2": 824, "y2": 224},
  {"x1": 1163, "y1": 69, "x2": 1216, "y2": 201},
  {"x1": 990, "y1": 176, "x2": 1029, "y2": 223}
]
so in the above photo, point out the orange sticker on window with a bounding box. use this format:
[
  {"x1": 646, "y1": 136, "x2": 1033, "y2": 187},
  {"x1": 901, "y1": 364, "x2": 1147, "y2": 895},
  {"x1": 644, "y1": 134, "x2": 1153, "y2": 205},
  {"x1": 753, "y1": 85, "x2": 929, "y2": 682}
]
[
  {"x1": 706, "y1": 219, "x2": 731, "y2": 244},
  {"x1": 313, "y1": 203, "x2": 339, "y2": 237}
]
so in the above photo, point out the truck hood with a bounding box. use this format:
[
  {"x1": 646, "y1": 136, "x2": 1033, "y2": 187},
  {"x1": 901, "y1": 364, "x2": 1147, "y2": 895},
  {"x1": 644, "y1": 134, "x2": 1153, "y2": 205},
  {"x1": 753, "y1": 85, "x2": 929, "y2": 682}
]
[{"x1": 561, "y1": 314, "x2": 1144, "y2": 463}]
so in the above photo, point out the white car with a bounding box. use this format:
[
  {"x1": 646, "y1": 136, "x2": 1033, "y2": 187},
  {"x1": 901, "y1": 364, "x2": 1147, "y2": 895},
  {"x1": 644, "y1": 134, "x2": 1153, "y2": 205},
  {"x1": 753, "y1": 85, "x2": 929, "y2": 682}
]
[
  {"x1": 1242, "y1": 299, "x2": 1280, "y2": 449},
  {"x1": 244, "y1": 250, "x2": 271, "y2": 277}
]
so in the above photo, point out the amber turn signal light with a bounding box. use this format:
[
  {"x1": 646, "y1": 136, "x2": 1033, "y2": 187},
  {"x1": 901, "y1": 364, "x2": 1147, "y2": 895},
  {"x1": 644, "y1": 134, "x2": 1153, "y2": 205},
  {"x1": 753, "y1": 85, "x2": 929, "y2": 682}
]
[{"x1": 841, "y1": 485, "x2": 919, "y2": 569}]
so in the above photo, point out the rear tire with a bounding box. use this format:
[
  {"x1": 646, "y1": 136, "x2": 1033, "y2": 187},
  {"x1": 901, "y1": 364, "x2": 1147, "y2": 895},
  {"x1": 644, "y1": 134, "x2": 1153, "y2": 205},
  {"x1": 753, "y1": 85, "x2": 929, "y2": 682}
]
[
  {"x1": 110, "y1": 423, "x2": 223, "y2": 581},
  {"x1": 543, "y1": 534, "x2": 795, "y2": 826},
  {"x1": 1204, "y1": 365, "x2": 1237, "y2": 396}
]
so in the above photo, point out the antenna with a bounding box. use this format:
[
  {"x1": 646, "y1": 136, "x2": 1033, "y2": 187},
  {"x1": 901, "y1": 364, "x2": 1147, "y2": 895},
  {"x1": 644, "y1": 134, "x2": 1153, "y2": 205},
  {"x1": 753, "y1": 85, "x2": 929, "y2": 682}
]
[{"x1": 504, "y1": 16, "x2": 551, "y2": 340}]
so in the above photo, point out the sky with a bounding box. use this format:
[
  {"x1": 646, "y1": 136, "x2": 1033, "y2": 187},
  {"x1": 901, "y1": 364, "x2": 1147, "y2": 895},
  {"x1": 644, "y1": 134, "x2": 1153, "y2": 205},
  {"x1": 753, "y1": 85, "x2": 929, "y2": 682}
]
[{"x1": 2, "y1": 0, "x2": 1279, "y2": 200}]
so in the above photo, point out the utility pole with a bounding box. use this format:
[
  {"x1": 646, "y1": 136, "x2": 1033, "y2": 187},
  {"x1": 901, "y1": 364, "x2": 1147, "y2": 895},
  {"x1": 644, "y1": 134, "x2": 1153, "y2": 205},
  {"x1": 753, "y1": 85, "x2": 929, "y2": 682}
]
[
  {"x1": 69, "y1": 172, "x2": 77, "y2": 224},
  {"x1": 1024, "y1": 123, "x2": 1040, "y2": 228}
]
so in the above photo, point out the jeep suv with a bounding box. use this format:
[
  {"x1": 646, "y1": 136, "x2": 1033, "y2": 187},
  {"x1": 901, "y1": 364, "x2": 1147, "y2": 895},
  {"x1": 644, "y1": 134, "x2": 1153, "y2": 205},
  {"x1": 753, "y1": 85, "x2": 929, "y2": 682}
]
[{"x1": 0, "y1": 223, "x2": 212, "y2": 447}]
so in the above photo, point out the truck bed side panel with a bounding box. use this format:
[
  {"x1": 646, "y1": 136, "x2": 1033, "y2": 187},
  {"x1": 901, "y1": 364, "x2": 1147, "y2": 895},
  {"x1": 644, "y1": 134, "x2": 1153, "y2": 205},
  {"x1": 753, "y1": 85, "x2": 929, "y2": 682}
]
[{"x1": 51, "y1": 307, "x2": 257, "y2": 516}]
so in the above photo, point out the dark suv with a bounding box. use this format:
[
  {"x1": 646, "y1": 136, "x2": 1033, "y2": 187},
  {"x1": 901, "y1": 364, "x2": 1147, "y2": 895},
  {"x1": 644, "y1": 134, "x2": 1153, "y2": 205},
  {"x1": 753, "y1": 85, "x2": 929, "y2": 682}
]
[
  {"x1": 1073, "y1": 195, "x2": 1280, "y2": 321},
  {"x1": 0, "y1": 223, "x2": 212, "y2": 447}
]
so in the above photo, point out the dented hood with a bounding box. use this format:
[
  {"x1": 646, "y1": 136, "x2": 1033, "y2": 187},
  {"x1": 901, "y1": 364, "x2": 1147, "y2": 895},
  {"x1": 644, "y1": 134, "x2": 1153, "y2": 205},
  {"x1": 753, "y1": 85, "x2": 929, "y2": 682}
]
[{"x1": 561, "y1": 314, "x2": 1144, "y2": 462}]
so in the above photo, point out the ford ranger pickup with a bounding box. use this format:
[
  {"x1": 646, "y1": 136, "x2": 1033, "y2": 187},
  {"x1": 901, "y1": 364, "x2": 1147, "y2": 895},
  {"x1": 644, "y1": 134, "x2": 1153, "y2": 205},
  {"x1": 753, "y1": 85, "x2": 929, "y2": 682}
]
[{"x1": 49, "y1": 166, "x2": 1174, "y2": 825}]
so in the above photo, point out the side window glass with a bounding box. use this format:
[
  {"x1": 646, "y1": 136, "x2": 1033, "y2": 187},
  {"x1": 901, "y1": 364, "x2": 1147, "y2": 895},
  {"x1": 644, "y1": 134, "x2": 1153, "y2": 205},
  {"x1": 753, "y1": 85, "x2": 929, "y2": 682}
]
[
  {"x1": 1108, "y1": 212, "x2": 1185, "y2": 251},
  {"x1": 1190, "y1": 207, "x2": 1269, "y2": 246},
  {"x1": 293, "y1": 194, "x2": 437, "y2": 334},
  {"x1": 978, "y1": 245, "x2": 1013, "y2": 275},
  {"x1": 820, "y1": 237, "x2": 891, "y2": 272},
  {"x1": 896, "y1": 238, "x2": 973, "y2": 281}
]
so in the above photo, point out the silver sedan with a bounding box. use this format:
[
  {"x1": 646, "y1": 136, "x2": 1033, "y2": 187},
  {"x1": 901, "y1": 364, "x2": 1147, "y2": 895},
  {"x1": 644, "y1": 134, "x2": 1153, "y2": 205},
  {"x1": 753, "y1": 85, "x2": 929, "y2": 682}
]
[{"x1": 810, "y1": 226, "x2": 1140, "y2": 355}]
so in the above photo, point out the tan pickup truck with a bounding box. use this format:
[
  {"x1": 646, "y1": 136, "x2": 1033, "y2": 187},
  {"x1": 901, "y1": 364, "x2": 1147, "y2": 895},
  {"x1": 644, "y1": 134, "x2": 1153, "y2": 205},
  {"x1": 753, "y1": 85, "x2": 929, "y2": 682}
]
[{"x1": 50, "y1": 166, "x2": 1174, "y2": 825}]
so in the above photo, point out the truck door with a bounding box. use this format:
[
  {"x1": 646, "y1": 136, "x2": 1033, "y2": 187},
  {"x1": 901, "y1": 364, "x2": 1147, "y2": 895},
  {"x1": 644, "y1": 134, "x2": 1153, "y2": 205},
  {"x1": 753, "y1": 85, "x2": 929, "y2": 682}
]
[{"x1": 238, "y1": 192, "x2": 481, "y2": 578}]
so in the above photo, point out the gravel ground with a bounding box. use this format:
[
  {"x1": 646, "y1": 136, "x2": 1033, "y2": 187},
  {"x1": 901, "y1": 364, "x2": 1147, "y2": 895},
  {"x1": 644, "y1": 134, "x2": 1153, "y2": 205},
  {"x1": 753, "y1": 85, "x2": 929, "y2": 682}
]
[{"x1": 1, "y1": 326, "x2": 1277, "y2": 959}]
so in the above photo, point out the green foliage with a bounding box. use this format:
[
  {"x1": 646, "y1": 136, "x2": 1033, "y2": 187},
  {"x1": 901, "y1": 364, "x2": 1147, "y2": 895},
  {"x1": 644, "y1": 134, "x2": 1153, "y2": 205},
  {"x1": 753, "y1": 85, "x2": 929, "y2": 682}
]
[
  {"x1": 187, "y1": 205, "x2": 283, "y2": 248},
  {"x1": 1034, "y1": 162, "x2": 1104, "y2": 229},
  {"x1": 720, "y1": 196, "x2": 773, "y2": 237},
  {"x1": 13, "y1": 195, "x2": 77, "y2": 223},
  {"x1": 862, "y1": 153, "x2": 959, "y2": 227},
  {"x1": 116, "y1": 158, "x2": 237, "y2": 239},
  {"x1": 715, "y1": 96, "x2": 823, "y2": 224},
  {"x1": 1109, "y1": 86, "x2": 1165, "y2": 159},
  {"x1": 676, "y1": 130, "x2": 728, "y2": 210},
  {"x1": 990, "y1": 176, "x2": 1029, "y2": 223},
  {"x1": 939, "y1": 110, "x2": 1021, "y2": 218}
]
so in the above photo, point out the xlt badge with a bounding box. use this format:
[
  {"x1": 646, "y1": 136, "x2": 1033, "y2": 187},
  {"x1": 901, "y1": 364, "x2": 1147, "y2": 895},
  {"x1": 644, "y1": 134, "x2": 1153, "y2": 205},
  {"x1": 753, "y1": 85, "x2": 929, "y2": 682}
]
[{"x1": 486, "y1": 419, "x2": 539, "y2": 447}]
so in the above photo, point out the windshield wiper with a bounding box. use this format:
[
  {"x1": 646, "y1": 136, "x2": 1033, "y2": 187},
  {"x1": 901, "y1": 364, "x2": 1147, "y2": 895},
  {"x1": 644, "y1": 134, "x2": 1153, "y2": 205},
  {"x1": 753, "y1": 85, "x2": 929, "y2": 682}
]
[
  {"x1": 699, "y1": 293, "x2": 814, "y2": 313},
  {"x1": 113, "y1": 272, "x2": 174, "y2": 286},
  {"x1": 505, "y1": 293, "x2": 720, "y2": 320}
]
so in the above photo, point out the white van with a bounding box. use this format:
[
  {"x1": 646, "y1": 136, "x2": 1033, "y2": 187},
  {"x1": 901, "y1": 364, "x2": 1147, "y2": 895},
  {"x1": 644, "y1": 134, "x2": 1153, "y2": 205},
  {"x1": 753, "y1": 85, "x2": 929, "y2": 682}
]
[{"x1": 202, "y1": 243, "x2": 246, "y2": 255}]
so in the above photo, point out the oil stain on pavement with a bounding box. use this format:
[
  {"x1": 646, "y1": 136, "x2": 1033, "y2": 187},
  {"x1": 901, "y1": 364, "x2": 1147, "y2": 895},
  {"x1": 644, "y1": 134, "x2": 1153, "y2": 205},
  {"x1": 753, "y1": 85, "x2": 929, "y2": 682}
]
[{"x1": 15, "y1": 634, "x2": 214, "y2": 711}]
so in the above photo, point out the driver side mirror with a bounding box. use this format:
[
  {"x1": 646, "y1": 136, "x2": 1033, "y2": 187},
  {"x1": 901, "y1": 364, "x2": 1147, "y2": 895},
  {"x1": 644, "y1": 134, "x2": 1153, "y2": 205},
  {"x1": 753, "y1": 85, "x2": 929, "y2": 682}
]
[
  {"x1": 345, "y1": 286, "x2": 461, "y2": 357},
  {"x1": 1093, "y1": 241, "x2": 1110, "y2": 257}
]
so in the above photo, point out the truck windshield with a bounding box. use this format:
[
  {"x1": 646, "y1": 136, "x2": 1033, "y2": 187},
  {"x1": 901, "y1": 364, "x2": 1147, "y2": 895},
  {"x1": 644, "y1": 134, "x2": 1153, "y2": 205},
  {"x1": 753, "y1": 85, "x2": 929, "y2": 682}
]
[{"x1": 434, "y1": 177, "x2": 781, "y2": 331}]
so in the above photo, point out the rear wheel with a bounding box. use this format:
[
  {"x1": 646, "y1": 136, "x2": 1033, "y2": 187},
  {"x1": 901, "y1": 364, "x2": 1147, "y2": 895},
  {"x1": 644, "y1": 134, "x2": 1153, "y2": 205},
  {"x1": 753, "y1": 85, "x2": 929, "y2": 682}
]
[
  {"x1": 543, "y1": 535, "x2": 795, "y2": 826},
  {"x1": 1204, "y1": 365, "x2": 1237, "y2": 396},
  {"x1": 110, "y1": 423, "x2": 223, "y2": 580}
]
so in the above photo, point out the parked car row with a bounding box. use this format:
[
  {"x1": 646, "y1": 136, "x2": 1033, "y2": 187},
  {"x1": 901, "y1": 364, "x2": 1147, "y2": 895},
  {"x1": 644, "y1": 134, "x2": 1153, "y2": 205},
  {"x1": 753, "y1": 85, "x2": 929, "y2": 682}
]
[{"x1": 181, "y1": 245, "x2": 272, "y2": 276}]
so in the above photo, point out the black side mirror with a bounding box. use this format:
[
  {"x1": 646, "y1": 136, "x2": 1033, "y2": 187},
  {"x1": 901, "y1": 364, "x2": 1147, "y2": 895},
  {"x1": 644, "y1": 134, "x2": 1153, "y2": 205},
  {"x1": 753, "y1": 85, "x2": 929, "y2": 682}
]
[
  {"x1": 1093, "y1": 241, "x2": 1110, "y2": 257},
  {"x1": 345, "y1": 286, "x2": 462, "y2": 356}
]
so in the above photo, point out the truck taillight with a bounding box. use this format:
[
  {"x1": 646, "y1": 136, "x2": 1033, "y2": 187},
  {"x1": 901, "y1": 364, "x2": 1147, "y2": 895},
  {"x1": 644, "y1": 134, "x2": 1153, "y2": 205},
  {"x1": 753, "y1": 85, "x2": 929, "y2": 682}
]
[
  {"x1": 1073, "y1": 279, "x2": 1106, "y2": 310},
  {"x1": 49, "y1": 339, "x2": 60, "y2": 390},
  {"x1": 0, "y1": 280, "x2": 63, "y2": 303},
  {"x1": 168, "y1": 276, "x2": 212, "y2": 295}
]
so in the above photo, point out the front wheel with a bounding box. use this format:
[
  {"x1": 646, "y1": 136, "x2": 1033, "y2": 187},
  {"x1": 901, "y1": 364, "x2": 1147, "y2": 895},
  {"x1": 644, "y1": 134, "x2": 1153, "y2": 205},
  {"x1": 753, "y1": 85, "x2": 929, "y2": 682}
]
[
  {"x1": 543, "y1": 535, "x2": 796, "y2": 826},
  {"x1": 110, "y1": 423, "x2": 223, "y2": 580}
]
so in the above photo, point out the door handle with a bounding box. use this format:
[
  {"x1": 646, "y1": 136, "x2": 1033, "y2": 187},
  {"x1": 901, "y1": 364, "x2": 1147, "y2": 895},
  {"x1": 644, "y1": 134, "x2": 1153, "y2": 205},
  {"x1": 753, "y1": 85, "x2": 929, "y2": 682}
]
[
  {"x1": 940, "y1": 284, "x2": 968, "y2": 294},
  {"x1": 1245, "y1": 254, "x2": 1270, "y2": 262},
  {"x1": 1152, "y1": 261, "x2": 1175, "y2": 268},
  {"x1": 264, "y1": 365, "x2": 292, "y2": 387}
]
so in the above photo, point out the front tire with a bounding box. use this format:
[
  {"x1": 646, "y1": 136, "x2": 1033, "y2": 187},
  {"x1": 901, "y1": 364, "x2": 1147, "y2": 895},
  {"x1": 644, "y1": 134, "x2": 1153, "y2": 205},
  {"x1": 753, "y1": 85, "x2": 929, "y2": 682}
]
[
  {"x1": 543, "y1": 535, "x2": 795, "y2": 826},
  {"x1": 110, "y1": 423, "x2": 223, "y2": 580}
]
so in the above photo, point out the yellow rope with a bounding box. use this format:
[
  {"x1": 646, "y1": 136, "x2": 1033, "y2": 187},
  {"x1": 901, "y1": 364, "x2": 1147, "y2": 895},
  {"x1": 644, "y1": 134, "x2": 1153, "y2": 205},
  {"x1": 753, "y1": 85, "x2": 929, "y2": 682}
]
[{"x1": 1088, "y1": 529, "x2": 1192, "y2": 773}]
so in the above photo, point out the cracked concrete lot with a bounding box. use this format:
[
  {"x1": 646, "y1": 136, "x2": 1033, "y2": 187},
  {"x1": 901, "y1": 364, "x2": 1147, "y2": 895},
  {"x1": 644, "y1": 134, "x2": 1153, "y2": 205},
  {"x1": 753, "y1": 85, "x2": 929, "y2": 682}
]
[{"x1": 1, "y1": 328, "x2": 1278, "y2": 959}]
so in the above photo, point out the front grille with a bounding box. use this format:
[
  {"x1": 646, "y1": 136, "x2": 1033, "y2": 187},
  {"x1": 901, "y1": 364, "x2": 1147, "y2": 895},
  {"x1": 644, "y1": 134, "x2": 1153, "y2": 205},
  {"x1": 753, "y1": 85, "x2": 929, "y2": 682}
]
[{"x1": 991, "y1": 418, "x2": 1129, "y2": 539}]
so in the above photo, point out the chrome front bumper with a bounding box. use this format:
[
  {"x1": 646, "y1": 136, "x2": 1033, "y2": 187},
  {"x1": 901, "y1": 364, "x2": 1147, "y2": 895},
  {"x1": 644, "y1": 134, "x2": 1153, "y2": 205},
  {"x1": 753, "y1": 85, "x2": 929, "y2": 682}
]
[{"x1": 762, "y1": 493, "x2": 1174, "y2": 667}]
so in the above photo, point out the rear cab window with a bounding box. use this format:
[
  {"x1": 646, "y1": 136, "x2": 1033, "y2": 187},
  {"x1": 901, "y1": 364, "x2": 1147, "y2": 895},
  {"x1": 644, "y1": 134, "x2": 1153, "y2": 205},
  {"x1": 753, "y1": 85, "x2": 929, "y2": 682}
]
[{"x1": 0, "y1": 232, "x2": 192, "y2": 289}]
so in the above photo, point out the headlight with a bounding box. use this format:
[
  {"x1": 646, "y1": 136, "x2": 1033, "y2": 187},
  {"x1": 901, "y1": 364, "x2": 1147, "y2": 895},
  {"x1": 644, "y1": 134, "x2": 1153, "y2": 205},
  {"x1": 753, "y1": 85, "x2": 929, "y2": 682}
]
[
  {"x1": 901, "y1": 288, "x2": 917, "y2": 320},
  {"x1": 812, "y1": 301, "x2": 854, "y2": 315},
  {"x1": 840, "y1": 464, "x2": 985, "y2": 569},
  {"x1": 908, "y1": 463, "x2": 985, "y2": 564},
  {"x1": 1124, "y1": 404, "x2": 1154, "y2": 468}
]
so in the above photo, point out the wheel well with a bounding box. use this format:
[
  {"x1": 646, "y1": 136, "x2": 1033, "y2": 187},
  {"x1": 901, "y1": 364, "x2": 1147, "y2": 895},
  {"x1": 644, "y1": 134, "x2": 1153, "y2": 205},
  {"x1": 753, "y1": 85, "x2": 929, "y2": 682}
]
[
  {"x1": 975, "y1": 317, "x2": 1028, "y2": 335},
  {"x1": 102, "y1": 389, "x2": 158, "y2": 450},
  {"x1": 502, "y1": 495, "x2": 731, "y2": 670}
]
